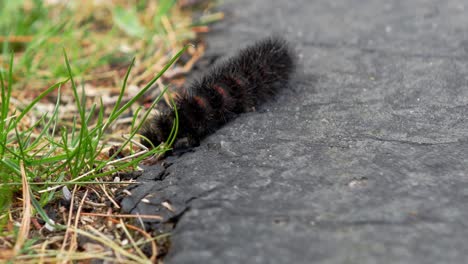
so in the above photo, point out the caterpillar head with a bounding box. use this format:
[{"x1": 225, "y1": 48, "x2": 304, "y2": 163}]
[{"x1": 140, "y1": 110, "x2": 175, "y2": 148}]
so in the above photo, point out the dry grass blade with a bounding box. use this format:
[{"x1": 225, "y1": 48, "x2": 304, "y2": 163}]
[
  {"x1": 13, "y1": 251, "x2": 116, "y2": 263},
  {"x1": 60, "y1": 185, "x2": 78, "y2": 255},
  {"x1": 0, "y1": 35, "x2": 61, "y2": 43},
  {"x1": 100, "y1": 181, "x2": 121, "y2": 209},
  {"x1": 119, "y1": 218, "x2": 147, "y2": 261},
  {"x1": 106, "y1": 217, "x2": 158, "y2": 262},
  {"x1": 59, "y1": 186, "x2": 87, "y2": 264},
  {"x1": 80, "y1": 212, "x2": 163, "y2": 221},
  {"x1": 13, "y1": 160, "x2": 31, "y2": 256},
  {"x1": 70, "y1": 226, "x2": 151, "y2": 264}
]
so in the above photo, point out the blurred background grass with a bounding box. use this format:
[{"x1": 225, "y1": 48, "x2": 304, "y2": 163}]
[{"x1": 0, "y1": 0, "x2": 221, "y2": 90}]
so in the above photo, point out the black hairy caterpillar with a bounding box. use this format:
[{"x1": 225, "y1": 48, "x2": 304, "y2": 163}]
[{"x1": 141, "y1": 36, "x2": 295, "y2": 149}]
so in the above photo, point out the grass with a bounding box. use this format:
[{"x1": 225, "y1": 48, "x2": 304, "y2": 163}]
[{"x1": 0, "y1": 0, "x2": 222, "y2": 262}]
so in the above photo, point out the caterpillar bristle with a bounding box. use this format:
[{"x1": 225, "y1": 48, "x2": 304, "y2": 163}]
[{"x1": 141, "y1": 36, "x2": 295, "y2": 149}]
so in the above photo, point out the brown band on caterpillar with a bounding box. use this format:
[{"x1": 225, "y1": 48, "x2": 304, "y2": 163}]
[
  {"x1": 213, "y1": 84, "x2": 228, "y2": 99},
  {"x1": 193, "y1": 95, "x2": 207, "y2": 109}
]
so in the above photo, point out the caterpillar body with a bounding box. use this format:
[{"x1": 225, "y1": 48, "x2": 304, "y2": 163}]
[{"x1": 141, "y1": 36, "x2": 296, "y2": 149}]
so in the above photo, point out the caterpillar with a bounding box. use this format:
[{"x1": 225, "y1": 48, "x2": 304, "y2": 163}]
[{"x1": 140, "y1": 36, "x2": 296, "y2": 150}]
